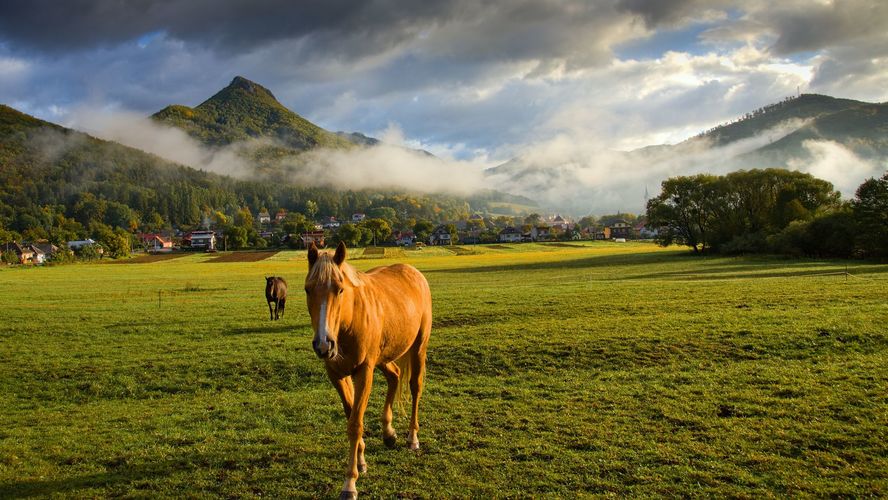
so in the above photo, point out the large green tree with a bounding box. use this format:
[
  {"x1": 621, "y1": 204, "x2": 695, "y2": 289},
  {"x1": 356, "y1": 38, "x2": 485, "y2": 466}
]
[
  {"x1": 853, "y1": 172, "x2": 888, "y2": 258},
  {"x1": 646, "y1": 174, "x2": 723, "y2": 253}
]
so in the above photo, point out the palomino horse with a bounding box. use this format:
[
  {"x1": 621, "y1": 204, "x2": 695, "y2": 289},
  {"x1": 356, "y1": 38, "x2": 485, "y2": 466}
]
[
  {"x1": 265, "y1": 276, "x2": 287, "y2": 320},
  {"x1": 305, "y1": 242, "x2": 432, "y2": 500}
]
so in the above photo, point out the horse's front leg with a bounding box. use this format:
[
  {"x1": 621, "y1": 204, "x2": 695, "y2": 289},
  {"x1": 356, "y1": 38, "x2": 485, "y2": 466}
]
[
  {"x1": 326, "y1": 367, "x2": 366, "y2": 474},
  {"x1": 267, "y1": 301, "x2": 274, "y2": 321},
  {"x1": 341, "y1": 364, "x2": 373, "y2": 500}
]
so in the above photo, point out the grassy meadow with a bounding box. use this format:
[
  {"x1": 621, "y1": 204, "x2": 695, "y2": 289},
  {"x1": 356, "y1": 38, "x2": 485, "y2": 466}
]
[{"x1": 1, "y1": 242, "x2": 886, "y2": 497}]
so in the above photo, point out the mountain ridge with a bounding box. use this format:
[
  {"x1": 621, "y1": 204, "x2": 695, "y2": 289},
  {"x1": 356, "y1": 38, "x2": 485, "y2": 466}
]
[{"x1": 152, "y1": 76, "x2": 351, "y2": 150}]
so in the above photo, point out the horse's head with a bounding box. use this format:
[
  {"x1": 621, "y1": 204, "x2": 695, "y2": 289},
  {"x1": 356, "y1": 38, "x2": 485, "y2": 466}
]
[{"x1": 305, "y1": 241, "x2": 361, "y2": 359}]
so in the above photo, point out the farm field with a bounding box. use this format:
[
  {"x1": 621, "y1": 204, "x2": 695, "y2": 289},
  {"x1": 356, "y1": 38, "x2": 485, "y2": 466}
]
[{"x1": 1, "y1": 242, "x2": 886, "y2": 497}]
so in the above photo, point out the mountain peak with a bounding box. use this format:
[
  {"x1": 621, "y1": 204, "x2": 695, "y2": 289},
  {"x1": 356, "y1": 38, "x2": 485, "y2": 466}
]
[
  {"x1": 151, "y1": 76, "x2": 351, "y2": 150},
  {"x1": 226, "y1": 76, "x2": 276, "y2": 100}
]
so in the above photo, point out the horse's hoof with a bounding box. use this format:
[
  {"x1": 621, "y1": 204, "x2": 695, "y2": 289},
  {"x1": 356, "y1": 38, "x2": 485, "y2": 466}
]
[
  {"x1": 339, "y1": 491, "x2": 357, "y2": 500},
  {"x1": 408, "y1": 441, "x2": 420, "y2": 451},
  {"x1": 383, "y1": 432, "x2": 398, "y2": 448},
  {"x1": 358, "y1": 461, "x2": 368, "y2": 474}
]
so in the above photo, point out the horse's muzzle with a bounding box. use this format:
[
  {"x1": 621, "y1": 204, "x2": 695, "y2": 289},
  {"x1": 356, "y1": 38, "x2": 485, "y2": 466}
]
[{"x1": 312, "y1": 338, "x2": 335, "y2": 359}]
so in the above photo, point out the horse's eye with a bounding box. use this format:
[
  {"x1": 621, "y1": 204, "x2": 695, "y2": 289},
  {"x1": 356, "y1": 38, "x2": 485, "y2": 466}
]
[
  {"x1": 304, "y1": 287, "x2": 310, "y2": 294},
  {"x1": 337, "y1": 288, "x2": 344, "y2": 295}
]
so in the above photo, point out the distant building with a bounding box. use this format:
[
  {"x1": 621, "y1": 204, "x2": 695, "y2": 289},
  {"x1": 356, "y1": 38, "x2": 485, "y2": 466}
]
[
  {"x1": 11, "y1": 242, "x2": 34, "y2": 264},
  {"x1": 352, "y1": 213, "x2": 366, "y2": 223},
  {"x1": 394, "y1": 231, "x2": 416, "y2": 246},
  {"x1": 531, "y1": 225, "x2": 551, "y2": 241},
  {"x1": 32, "y1": 242, "x2": 59, "y2": 260},
  {"x1": 550, "y1": 214, "x2": 570, "y2": 231},
  {"x1": 429, "y1": 225, "x2": 453, "y2": 245},
  {"x1": 187, "y1": 231, "x2": 216, "y2": 250},
  {"x1": 258, "y1": 210, "x2": 271, "y2": 224},
  {"x1": 635, "y1": 219, "x2": 658, "y2": 239},
  {"x1": 67, "y1": 239, "x2": 98, "y2": 250},
  {"x1": 498, "y1": 226, "x2": 522, "y2": 243},
  {"x1": 610, "y1": 221, "x2": 633, "y2": 239},
  {"x1": 139, "y1": 233, "x2": 173, "y2": 252},
  {"x1": 321, "y1": 216, "x2": 340, "y2": 229},
  {"x1": 275, "y1": 209, "x2": 288, "y2": 223},
  {"x1": 300, "y1": 231, "x2": 325, "y2": 248}
]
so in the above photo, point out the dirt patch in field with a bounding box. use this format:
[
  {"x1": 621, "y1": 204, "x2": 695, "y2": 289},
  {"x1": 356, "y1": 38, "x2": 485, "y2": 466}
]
[
  {"x1": 205, "y1": 251, "x2": 279, "y2": 263},
  {"x1": 106, "y1": 253, "x2": 189, "y2": 264},
  {"x1": 487, "y1": 245, "x2": 514, "y2": 250}
]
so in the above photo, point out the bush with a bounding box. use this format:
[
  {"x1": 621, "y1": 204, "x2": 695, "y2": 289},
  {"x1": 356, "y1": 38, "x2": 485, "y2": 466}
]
[{"x1": 720, "y1": 232, "x2": 768, "y2": 255}]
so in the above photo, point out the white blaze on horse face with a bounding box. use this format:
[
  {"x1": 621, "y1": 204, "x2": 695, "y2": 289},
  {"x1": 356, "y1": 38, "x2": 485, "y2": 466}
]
[{"x1": 316, "y1": 299, "x2": 329, "y2": 346}]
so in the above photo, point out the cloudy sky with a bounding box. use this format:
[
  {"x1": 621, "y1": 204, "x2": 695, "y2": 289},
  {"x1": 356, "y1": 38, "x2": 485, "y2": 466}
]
[{"x1": 1, "y1": 0, "x2": 886, "y2": 212}]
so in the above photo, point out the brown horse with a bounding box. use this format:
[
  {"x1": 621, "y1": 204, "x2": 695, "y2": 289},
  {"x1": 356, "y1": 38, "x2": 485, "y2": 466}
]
[
  {"x1": 265, "y1": 276, "x2": 287, "y2": 320},
  {"x1": 305, "y1": 242, "x2": 432, "y2": 500}
]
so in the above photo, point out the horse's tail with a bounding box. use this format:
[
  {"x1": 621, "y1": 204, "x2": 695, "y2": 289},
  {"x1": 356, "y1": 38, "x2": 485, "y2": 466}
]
[{"x1": 394, "y1": 353, "x2": 412, "y2": 416}]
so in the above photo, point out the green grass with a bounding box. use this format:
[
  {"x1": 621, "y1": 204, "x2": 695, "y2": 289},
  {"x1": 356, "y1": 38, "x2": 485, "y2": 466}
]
[{"x1": 1, "y1": 242, "x2": 886, "y2": 497}]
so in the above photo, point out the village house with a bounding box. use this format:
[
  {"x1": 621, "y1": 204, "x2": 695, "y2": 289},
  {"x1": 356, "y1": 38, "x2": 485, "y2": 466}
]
[
  {"x1": 352, "y1": 213, "x2": 366, "y2": 223},
  {"x1": 186, "y1": 230, "x2": 216, "y2": 250},
  {"x1": 29, "y1": 245, "x2": 46, "y2": 264},
  {"x1": 593, "y1": 227, "x2": 612, "y2": 240},
  {"x1": 258, "y1": 209, "x2": 271, "y2": 224},
  {"x1": 429, "y1": 225, "x2": 453, "y2": 245},
  {"x1": 393, "y1": 230, "x2": 416, "y2": 246},
  {"x1": 32, "y1": 242, "x2": 59, "y2": 260},
  {"x1": 275, "y1": 209, "x2": 288, "y2": 224},
  {"x1": 139, "y1": 233, "x2": 173, "y2": 252},
  {"x1": 11, "y1": 242, "x2": 34, "y2": 264},
  {"x1": 635, "y1": 219, "x2": 658, "y2": 239},
  {"x1": 531, "y1": 225, "x2": 551, "y2": 241},
  {"x1": 610, "y1": 220, "x2": 633, "y2": 239},
  {"x1": 300, "y1": 231, "x2": 325, "y2": 249},
  {"x1": 498, "y1": 226, "x2": 522, "y2": 243},
  {"x1": 550, "y1": 214, "x2": 570, "y2": 231},
  {"x1": 321, "y1": 216, "x2": 340, "y2": 229},
  {"x1": 67, "y1": 238, "x2": 98, "y2": 251}
]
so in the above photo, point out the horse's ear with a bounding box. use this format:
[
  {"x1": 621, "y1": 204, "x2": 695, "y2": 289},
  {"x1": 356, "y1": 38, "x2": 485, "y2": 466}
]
[
  {"x1": 307, "y1": 242, "x2": 318, "y2": 268},
  {"x1": 334, "y1": 241, "x2": 347, "y2": 265}
]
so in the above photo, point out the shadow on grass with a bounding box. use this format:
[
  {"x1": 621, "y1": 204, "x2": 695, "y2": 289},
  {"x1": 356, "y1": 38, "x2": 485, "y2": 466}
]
[
  {"x1": 425, "y1": 250, "x2": 888, "y2": 281},
  {"x1": 222, "y1": 323, "x2": 303, "y2": 336},
  {"x1": 425, "y1": 250, "x2": 680, "y2": 274},
  {"x1": 0, "y1": 459, "x2": 192, "y2": 498}
]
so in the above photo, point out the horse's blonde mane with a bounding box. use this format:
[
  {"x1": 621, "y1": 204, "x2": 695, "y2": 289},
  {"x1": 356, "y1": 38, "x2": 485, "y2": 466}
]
[{"x1": 307, "y1": 252, "x2": 364, "y2": 287}]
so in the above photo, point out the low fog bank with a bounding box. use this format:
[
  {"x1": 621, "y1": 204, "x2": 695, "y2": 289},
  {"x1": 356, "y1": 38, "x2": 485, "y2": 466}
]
[
  {"x1": 487, "y1": 119, "x2": 886, "y2": 215},
  {"x1": 61, "y1": 108, "x2": 885, "y2": 216},
  {"x1": 65, "y1": 108, "x2": 488, "y2": 195}
]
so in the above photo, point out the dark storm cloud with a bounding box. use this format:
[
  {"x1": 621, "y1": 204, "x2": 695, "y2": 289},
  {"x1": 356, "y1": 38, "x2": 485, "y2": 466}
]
[
  {"x1": 615, "y1": 0, "x2": 726, "y2": 28},
  {"x1": 0, "y1": 0, "x2": 449, "y2": 55},
  {"x1": 0, "y1": 0, "x2": 637, "y2": 74},
  {"x1": 764, "y1": 0, "x2": 888, "y2": 55}
]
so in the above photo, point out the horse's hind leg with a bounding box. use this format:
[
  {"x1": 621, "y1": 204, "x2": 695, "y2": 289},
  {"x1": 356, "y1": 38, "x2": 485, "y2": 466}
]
[
  {"x1": 378, "y1": 361, "x2": 401, "y2": 448},
  {"x1": 278, "y1": 298, "x2": 285, "y2": 319},
  {"x1": 407, "y1": 320, "x2": 431, "y2": 450}
]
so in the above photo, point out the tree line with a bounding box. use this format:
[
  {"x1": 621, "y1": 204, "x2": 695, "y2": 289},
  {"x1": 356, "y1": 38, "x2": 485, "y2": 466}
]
[{"x1": 646, "y1": 169, "x2": 888, "y2": 259}]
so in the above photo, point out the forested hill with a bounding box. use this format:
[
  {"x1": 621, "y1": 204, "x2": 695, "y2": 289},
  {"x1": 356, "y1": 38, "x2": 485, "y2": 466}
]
[
  {"x1": 151, "y1": 76, "x2": 352, "y2": 150},
  {"x1": 0, "y1": 104, "x2": 489, "y2": 240},
  {"x1": 687, "y1": 93, "x2": 888, "y2": 160}
]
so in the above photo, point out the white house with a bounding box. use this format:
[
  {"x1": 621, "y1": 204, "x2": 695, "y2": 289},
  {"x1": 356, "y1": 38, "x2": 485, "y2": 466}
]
[
  {"x1": 188, "y1": 231, "x2": 217, "y2": 250},
  {"x1": 67, "y1": 238, "x2": 97, "y2": 250},
  {"x1": 498, "y1": 227, "x2": 522, "y2": 243}
]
